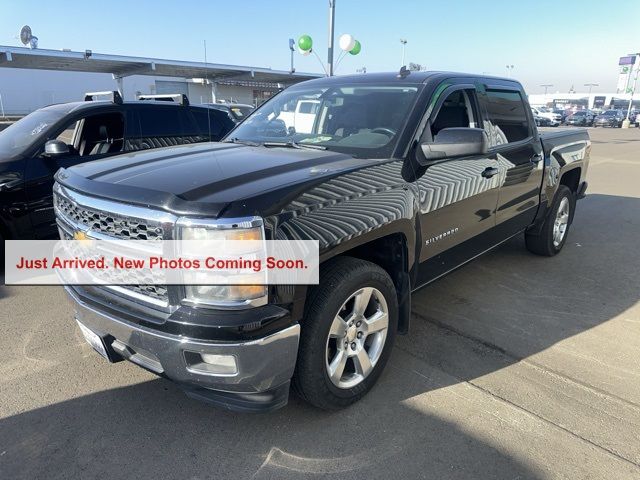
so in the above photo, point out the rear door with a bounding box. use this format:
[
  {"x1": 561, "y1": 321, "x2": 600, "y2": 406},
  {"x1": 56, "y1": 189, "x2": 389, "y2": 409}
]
[
  {"x1": 478, "y1": 84, "x2": 543, "y2": 235},
  {"x1": 415, "y1": 82, "x2": 502, "y2": 282}
]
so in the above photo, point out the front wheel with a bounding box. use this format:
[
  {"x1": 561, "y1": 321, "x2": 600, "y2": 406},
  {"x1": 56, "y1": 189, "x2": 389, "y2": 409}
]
[
  {"x1": 525, "y1": 185, "x2": 575, "y2": 256},
  {"x1": 293, "y1": 256, "x2": 398, "y2": 410}
]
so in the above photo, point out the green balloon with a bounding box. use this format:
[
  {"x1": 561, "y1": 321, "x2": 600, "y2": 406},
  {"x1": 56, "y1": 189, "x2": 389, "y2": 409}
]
[
  {"x1": 349, "y1": 40, "x2": 361, "y2": 55},
  {"x1": 298, "y1": 35, "x2": 313, "y2": 52}
]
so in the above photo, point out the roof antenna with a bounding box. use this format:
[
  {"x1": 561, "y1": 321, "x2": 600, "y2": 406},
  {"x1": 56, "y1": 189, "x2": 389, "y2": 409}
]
[{"x1": 397, "y1": 65, "x2": 410, "y2": 79}]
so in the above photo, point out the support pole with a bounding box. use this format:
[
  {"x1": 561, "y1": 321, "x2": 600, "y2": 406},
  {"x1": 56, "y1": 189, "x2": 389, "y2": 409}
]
[
  {"x1": 328, "y1": 0, "x2": 335, "y2": 76},
  {"x1": 113, "y1": 76, "x2": 124, "y2": 99},
  {"x1": 625, "y1": 62, "x2": 639, "y2": 122}
]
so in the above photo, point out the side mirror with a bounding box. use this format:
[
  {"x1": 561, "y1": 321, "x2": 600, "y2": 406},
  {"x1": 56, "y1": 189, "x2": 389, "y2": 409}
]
[
  {"x1": 418, "y1": 127, "x2": 488, "y2": 165},
  {"x1": 44, "y1": 140, "x2": 70, "y2": 157}
]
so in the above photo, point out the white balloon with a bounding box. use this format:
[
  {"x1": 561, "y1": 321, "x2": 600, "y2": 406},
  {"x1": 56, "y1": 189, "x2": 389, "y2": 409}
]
[
  {"x1": 298, "y1": 47, "x2": 311, "y2": 56},
  {"x1": 339, "y1": 34, "x2": 356, "y2": 52}
]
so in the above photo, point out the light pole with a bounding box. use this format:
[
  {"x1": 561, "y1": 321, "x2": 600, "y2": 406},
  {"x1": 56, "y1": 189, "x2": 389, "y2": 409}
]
[
  {"x1": 506, "y1": 64, "x2": 514, "y2": 78},
  {"x1": 584, "y1": 83, "x2": 598, "y2": 95},
  {"x1": 400, "y1": 39, "x2": 407, "y2": 67},
  {"x1": 288, "y1": 38, "x2": 295, "y2": 73},
  {"x1": 328, "y1": 0, "x2": 336, "y2": 76},
  {"x1": 540, "y1": 84, "x2": 553, "y2": 95},
  {"x1": 584, "y1": 83, "x2": 598, "y2": 109},
  {"x1": 296, "y1": 2, "x2": 361, "y2": 77}
]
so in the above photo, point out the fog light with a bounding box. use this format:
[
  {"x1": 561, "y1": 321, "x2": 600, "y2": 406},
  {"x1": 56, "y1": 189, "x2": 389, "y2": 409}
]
[{"x1": 184, "y1": 351, "x2": 238, "y2": 375}]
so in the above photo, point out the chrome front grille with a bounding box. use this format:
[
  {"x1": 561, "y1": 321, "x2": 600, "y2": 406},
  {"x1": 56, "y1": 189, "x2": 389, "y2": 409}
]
[
  {"x1": 55, "y1": 194, "x2": 164, "y2": 241},
  {"x1": 54, "y1": 184, "x2": 177, "y2": 309}
]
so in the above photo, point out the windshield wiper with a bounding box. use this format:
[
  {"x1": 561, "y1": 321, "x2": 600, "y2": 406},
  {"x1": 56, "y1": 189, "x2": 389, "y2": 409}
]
[
  {"x1": 262, "y1": 140, "x2": 327, "y2": 151},
  {"x1": 223, "y1": 137, "x2": 261, "y2": 147}
]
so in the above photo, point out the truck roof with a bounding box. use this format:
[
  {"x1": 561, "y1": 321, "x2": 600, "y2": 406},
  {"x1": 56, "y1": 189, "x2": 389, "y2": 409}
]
[
  {"x1": 289, "y1": 71, "x2": 521, "y2": 88},
  {"x1": 38, "y1": 100, "x2": 214, "y2": 115}
]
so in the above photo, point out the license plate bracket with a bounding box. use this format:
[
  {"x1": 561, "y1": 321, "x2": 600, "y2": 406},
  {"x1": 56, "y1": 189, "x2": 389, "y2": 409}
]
[{"x1": 76, "y1": 320, "x2": 115, "y2": 362}]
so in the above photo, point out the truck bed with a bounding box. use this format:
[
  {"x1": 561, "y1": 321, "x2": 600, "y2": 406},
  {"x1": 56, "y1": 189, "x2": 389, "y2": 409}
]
[{"x1": 539, "y1": 128, "x2": 590, "y2": 160}]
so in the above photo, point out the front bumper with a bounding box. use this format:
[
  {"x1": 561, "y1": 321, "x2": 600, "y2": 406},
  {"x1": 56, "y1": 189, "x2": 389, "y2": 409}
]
[{"x1": 66, "y1": 287, "x2": 300, "y2": 412}]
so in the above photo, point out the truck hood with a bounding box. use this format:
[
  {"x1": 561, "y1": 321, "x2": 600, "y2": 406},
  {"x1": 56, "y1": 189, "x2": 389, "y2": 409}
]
[{"x1": 55, "y1": 142, "x2": 372, "y2": 218}]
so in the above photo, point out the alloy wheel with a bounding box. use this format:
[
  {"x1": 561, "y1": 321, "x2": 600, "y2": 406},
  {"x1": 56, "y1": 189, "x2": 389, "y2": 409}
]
[
  {"x1": 553, "y1": 197, "x2": 570, "y2": 247},
  {"x1": 325, "y1": 287, "x2": 389, "y2": 389}
]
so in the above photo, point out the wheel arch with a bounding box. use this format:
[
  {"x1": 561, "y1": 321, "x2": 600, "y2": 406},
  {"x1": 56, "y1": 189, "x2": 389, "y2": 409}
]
[{"x1": 312, "y1": 222, "x2": 417, "y2": 335}]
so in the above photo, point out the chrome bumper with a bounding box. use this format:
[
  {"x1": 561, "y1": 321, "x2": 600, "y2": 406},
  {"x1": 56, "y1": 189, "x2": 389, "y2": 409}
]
[{"x1": 66, "y1": 287, "x2": 300, "y2": 399}]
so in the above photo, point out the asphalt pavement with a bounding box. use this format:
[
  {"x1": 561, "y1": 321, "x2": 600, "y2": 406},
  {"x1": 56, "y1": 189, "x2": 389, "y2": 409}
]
[{"x1": 1, "y1": 126, "x2": 639, "y2": 479}]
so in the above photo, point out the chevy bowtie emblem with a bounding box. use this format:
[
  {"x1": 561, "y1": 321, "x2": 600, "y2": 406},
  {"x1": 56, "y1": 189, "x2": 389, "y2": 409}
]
[{"x1": 73, "y1": 230, "x2": 90, "y2": 241}]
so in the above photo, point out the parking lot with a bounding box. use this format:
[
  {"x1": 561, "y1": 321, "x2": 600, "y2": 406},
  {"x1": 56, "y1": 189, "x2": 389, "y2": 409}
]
[{"x1": 0, "y1": 126, "x2": 638, "y2": 479}]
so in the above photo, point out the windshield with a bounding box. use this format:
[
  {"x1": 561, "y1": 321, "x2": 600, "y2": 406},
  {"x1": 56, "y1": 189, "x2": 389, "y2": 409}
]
[
  {"x1": 573, "y1": 112, "x2": 585, "y2": 116},
  {"x1": 603, "y1": 111, "x2": 617, "y2": 116},
  {"x1": 0, "y1": 109, "x2": 67, "y2": 158},
  {"x1": 226, "y1": 83, "x2": 421, "y2": 158}
]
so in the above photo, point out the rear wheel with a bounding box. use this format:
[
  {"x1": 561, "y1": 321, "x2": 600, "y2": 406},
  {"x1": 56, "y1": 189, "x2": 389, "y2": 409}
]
[
  {"x1": 293, "y1": 257, "x2": 398, "y2": 410},
  {"x1": 525, "y1": 185, "x2": 575, "y2": 256}
]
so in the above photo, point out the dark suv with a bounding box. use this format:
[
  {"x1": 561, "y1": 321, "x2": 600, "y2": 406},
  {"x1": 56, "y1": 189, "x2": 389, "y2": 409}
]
[
  {"x1": 0, "y1": 92, "x2": 236, "y2": 240},
  {"x1": 593, "y1": 110, "x2": 624, "y2": 128}
]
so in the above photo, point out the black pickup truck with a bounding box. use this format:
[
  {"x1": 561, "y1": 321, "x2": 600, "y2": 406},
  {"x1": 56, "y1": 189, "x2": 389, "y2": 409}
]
[{"x1": 54, "y1": 71, "x2": 590, "y2": 412}]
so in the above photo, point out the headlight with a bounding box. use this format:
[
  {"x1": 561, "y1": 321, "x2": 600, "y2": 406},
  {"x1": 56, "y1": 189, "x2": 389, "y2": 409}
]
[{"x1": 177, "y1": 217, "x2": 267, "y2": 308}]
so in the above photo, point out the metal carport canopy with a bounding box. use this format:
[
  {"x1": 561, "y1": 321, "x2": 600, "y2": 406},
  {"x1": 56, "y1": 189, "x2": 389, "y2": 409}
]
[{"x1": 0, "y1": 45, "x2": 322, "y2": 86}]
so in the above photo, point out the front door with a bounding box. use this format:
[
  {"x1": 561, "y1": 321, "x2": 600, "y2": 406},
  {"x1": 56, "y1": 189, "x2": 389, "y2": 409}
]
[
  {"x1": 25, "y1": 110, "x2": 126, "y2": 238},
  {"x1": 414, "y1": 84, "x2": 502, "y2": 284}
]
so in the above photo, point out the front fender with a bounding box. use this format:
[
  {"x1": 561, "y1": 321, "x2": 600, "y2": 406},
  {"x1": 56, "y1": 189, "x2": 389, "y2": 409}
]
[{"x1": 267, "y1": 159, "x2": 420, "y2": 322}]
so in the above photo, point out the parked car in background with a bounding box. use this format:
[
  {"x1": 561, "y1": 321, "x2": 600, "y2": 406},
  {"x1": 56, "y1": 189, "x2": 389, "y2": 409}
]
[
  {"x1": 533, "y1": 114, "x2": 556, "y2": 127},
  {"x1": 565, "y1": 110, "x2": 591, "y2": 126},
  {"x1": 593, "y1": 110, "x2": 625, "y2": 128},
  {"x1": 56, "y1": 71, "x2": 590, "y2": 412},
  {"x1": 0, "y1": 91, "x2": 236, "y2": 240},
  {"x1": 278, "y1": 99, "x2": 321, "y2": 133},
  {"x1": 531, "y1": 106, "x2": 561, "y2": 125},
  {"x1": 206, "y1": 102, "x2": 255, "y2": 124},
  {"x1": 553, "y1": 108, "x2": 569, "y2": 123}
]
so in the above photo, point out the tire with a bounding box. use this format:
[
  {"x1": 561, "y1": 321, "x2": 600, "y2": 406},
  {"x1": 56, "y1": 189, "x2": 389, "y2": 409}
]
[
  {"x1": 525, "y1": 185, "x2": 575, "y2": 256},
  {"x1": 293, "y1": 256, "x2": 398, "y2": 410}
]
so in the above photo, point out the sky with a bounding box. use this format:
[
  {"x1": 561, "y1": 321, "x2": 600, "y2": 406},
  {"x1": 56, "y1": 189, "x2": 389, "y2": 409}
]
[{"x1": 1, "y1": 0, "x2": 639, "y2": 94}]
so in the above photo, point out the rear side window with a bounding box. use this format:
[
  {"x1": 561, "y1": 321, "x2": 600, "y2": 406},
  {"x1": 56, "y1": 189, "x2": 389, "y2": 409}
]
[
  {"x1": 191, "y1": 108, "x2": 234, "y2": 140},
  {"x1": 128, "y1": 106, "x2": 201, "y2": 151},
  {"x1": 138, "y1": 107, "x2": 183, "y2": 137},
  {"x1": 481, "y1": 89, "x2": 530, "y2": 145}
]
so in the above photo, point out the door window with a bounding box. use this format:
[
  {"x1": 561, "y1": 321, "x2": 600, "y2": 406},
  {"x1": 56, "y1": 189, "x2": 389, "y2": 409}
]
[
  {"x1": 55, "y1": 121, "x2": 79, "y2": 146},
  {"x1": 76, "y1": 112, "x2": 125, "y2": 157},
  {"x1": 481, "y1": 89, "x2": 530, "y2": 146},
  {"x1": 430, "y1": 89, "x2": 478, "y2": 138}
]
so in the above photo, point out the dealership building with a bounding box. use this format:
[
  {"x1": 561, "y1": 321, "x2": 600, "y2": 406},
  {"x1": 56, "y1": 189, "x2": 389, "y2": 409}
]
[
  {"x1": 528, "y1": 92, "x2": 640, "y2": 110},
  {"x1": 529, "y1": 54, "x2": 640, "y2": 111},
  {"x1": 0, "y1": 45, "x2": 320, "y2": 115}
]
